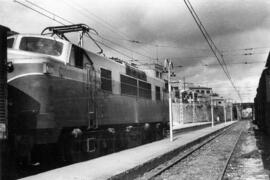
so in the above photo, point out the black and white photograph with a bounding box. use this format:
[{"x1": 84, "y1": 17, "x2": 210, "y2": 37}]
[{"x1": 0, "y1": 0, "x2": 269, "y2": 179}]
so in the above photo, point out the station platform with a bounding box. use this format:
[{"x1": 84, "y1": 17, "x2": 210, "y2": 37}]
[{"x1": 21, "y1": 121, "x2": 236, "y2": 180}]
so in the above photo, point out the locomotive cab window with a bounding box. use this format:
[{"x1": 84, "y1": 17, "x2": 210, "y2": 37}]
[
  {"x1": 69, "y1": 45, "x2": 92, "y2": 69},
  {"x1": 101, "y1": 68, "x2": 112, "y2": 92},
  {"x1": 19, "y1": 37, "x2": 63, "y2": 56}
]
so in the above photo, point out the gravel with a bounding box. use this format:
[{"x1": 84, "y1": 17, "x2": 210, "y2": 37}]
[
  {"x1": 224, "y1": 121, "x2": 269, "y2": 180},
  {"x1": 138, "y1": 121, "x2": 245, "y2": 180}
]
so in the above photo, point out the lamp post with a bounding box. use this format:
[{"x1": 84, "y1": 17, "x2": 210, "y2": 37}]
[
  {"x1": 224, "y1": 99, "x2": 227, "y2": 124},
  {"x1": 179, "y1": 80, "x2": 184, "y2": 125},
  {"x1": 164, "y1": 59, "x2": 174, "y2": 142},
  {"x1": 192, "y1": 91, "x2": 195, "y2": 123},
  {"x1": 211, "y1": 92, "x2": 214, "y2": 127},
  {"x1": 230, "y1": 99, "x2": 233, "y2": 121}
]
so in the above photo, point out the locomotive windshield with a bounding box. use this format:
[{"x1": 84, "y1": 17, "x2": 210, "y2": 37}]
[{"x1": 19, "y1": 37, "x2": 63, "y2": 56}]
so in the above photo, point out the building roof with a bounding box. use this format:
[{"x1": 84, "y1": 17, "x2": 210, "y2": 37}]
[{"x1": 189, "y1": 86, "x2": 212, "y2": 90}]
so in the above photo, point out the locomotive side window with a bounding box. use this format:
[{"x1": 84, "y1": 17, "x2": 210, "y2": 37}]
[
  {"x1": 69, "y1": 45, "x2": 83, "y2": 68},
  {"x1": 19, "y1": 37, "x2": 63, "y2": 56},
  {"x1": 69, "y1": 45, "x2": 92, "y2": 69},
  {"x1": 126, "y1": 65, "x2": 146, "y2": 81},
  {"x1": 156, "y1": 86, "x2": 161, "y2": 101},
  {"x1": 7, "y1": 38, "x2": 14, "y2": 48},
  {"x1": 101, "y1": 68, "x2": 112, "y2": 92},
  {"x1": 120, "y1": 75, "x2": 137, "y2": 96},
  {"x1": 138, "y1": 81, "x2": 151, "y2": 99}
]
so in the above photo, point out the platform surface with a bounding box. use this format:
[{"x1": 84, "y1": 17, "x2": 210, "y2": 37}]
[
  {"x1": 173, "y1": 121, "x2": 211, "y2": 130},
  {"x1": 21, "y1": 121, "x2": 236, "y2": 180}
]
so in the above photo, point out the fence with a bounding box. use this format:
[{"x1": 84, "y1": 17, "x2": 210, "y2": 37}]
[{"x1": 172, "y1": 100, "x2": 234, "y2": 125}]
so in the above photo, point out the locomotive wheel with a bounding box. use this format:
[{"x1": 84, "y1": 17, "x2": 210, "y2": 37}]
[
  {"x1": 14, "y1": 134, "x2": 34, "y2": 166},
  {"x1": 56, "y1": 131, "x2": 75, "y2": 163}
]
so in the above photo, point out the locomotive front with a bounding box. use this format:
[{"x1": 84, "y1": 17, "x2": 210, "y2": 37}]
[{"x1": 7, "y1": 34, "x2": 69, "y2": 164}]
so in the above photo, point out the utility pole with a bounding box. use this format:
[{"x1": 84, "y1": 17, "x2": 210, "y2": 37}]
[
  {"x1": 156, "y1": 45, "x2": 159, "y2": 64},
  {"x1": 211, "y1": 93, "x2": 214, "y2": 127},
  {"x1": 179, "y1": 80, "x2": 184, "y2": 124},
  {"x1": 192, "y1": 91, "x2": 195, "y2": 123},
  {"x1": 183, "y1": 76, "x2": 186, "y2": 90},
  {"x1": 164, "y1": 59, "x2": 173, "y2": 142},
  {"x1": 224, "y1": 100, "x2": 227, "y2": 124},
  {"x1": 230, "y1": 100, "x2": 233, "y2": 121},
  {"x1": 231, "y1": 102, "x2": 233, "y2": 121}
]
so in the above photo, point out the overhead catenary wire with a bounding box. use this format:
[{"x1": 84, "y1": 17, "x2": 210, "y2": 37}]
[
  {"x1": 14, "y1": 0, "x2": 66, "y2": 25},
  {"x1": 58, "y1": 0, "x2": 161, "y2": 58},
  {"x1": 61, "y1": 0, "x2": 132, "y2": 41},
  {"x1": 13, "y1": 0, "x2": 269, "y2": 68},
  {"x1": 182, "y1": 0, "x2": 242, "y2": 102},
  {"x1": 14, "y1": 0, "x2": 137, "y2": 64},
  {"x1": 92, "y1": 34, "x2": 156, "y2": 61},
  {"x1": 166, "y1": 52, "x2": 268, "y2": 63},
  {"x1": 95, "y1": 40, "x2": 137, "y2": 60},
  {"x1": 24, "y1": 0, "x2": 73, "y2": 25},
  {"x1": 21, "y1": 0, "x2": 222, "y2": 66},
  {"x1": 213, "y1": 86, "x2": 257, "y2": 89},
  {"x1": 61, "y1": 0, "x2": 217, "y2": 60},
  {"x1": 184, "y1": 0, "x2": 231, "y2": 77},
  {"x1": 221, "y1": 46, "x2": 270, "y2": 53},
  {"x1": 204, "y1": 61, "x2": 266, "y2": 66},
  {"x1": 14, "y1": 0, "x2": 158, "y2": 64},
  {"x1": 60, "y1": 0, "x2": 215, "y2": 54}
]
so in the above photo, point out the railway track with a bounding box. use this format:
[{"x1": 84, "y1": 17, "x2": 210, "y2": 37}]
[{"x1": 137, "y1": 121, "x2": 245, "y2": 180}]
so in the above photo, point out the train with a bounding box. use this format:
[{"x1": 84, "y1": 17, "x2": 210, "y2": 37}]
[
  {"x1": 6, "y1": 24, "x2": 169, "y2": 165},
  {"x1": 254, "y1": 52, "x2": 270, "y2": 134}
]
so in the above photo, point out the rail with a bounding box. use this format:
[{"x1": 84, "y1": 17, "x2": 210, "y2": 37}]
[
  {"x1": 144, "y1": 122, "x2": 239, "y2": 179},
  {"x1": 218, "y1": 123, "x2": 244, "y2": 180}
]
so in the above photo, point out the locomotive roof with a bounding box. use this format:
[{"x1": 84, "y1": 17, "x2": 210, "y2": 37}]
[
  {"x1": 8, "y1": 33, "x2": 164, "y2": 82},
  {"x1": 8, "y1": 33, "x2": 67, "y2": 43}
]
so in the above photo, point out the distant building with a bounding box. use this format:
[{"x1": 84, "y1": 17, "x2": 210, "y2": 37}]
[
  {"x1": 212, "y1": 96, "x2": 226, "y2": 106},
  {"x1": 189, "y1": 86, "x2": 212, "y2": 96},
  {"x1": 189, "y1": 86, "x2": 212, "y2": 102},
  {"x1": 170, "y1": 81, "x2": 182, "y2": 103},
  {"x1": 140, "y1": 63, "x2": 164, "y2": 79}
]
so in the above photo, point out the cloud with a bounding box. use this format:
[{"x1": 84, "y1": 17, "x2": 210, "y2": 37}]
[
  {"x1": 103, "y1": 0, "x2": 270, "y2": 48},
  {"x1": 191, "y1": 0, "x2": 270, "y2": 37}
]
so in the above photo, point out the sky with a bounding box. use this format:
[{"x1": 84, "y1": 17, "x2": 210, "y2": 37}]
[{"x1": 1, "y1": 0, "x2": 270, "y2": 102}]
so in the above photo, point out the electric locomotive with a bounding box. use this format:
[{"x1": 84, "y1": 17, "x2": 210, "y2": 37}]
[{"x1": 7, "y1": 24, "x2": 168, "y2": 164}]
